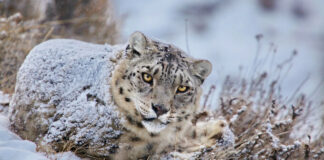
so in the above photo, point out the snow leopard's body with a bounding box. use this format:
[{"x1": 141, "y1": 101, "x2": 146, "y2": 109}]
[{"x1": 9, "y1": 32, "x2": 231, "y2": 159}]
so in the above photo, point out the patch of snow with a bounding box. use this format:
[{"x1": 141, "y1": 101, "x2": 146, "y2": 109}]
[
  {"x1": 230, "y1": 106, "x2": 247, "y2": 123},
  {"x1": 230, "y1": 114, "x2": 238, "y2": 123},
  {"x1": 0, "y1": 114, "x2": 9, "y2": 129},
  {"x1": 0, "y1": 117, "x2": 20, "y2": 141},
  {"x1": 1, "y1": 104, "x2": 82, "y2": 160},
  {"x1": 0, "y1": 128, "x2": 21, "y2": 141},
  {"x1": 0, "y1": 140, "x2": 37, "y2": 152},
  {"x1": 161, "y1": 151, "x2": 200, "y2": 160},
  {"x1": 265, "y1": 121, "x2": 280, "y2": 148},
  {"x1": 216, "y1": 123, "x2": 235, "y2": 148},
  {"x1": 0, "y1": 147, "x2": 47, "y2": 160},
  {"x1": 0, "y1": 113, "x2": 48, "y2": 160}
]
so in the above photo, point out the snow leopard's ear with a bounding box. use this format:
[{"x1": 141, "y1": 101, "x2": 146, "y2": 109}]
[
  {"x1": 129, "y1": 31, "x2": 148, "y2": 55},
  {"x1": 190, "y1": 60, "x2": 212, "y2": 84}
]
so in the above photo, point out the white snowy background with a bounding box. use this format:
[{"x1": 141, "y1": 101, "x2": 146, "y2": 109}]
[
  {"x1": 0, "y1": 0, "x2": 323, "y2": 159},
  {"x1": 113, "y1": 0, "x2": 324, "y2": 98}
]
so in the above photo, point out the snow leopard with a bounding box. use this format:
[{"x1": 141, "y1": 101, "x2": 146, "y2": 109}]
[{"x1": 8, "y1": 31, "x2": 234, "y2": 159}]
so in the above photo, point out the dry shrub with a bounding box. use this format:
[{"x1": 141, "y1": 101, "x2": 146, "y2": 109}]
[
  {"x1": 0, "y1": 0, "x2": 119, "y2": 93},
  {"x1": 199, "y1": 36, "x2": 324, "y2": 159},
  {"x1": 0, "y1": 13, "x2": 46, "y2": 93}
]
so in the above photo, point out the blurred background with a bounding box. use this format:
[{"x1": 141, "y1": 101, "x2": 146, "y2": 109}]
[
  {"x1": 114, "y1": 0, "x2": 324, "y2": 98},
  {"x1": 0, "y1": 0, "x2": 323, "y2": 103}
]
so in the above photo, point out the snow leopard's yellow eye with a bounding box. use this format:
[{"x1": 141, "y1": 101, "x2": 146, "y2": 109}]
[
  {"x1": 177, "y1": 85, "x2": 189, "y2": 93},
  {"x1": 142, "y1": 73, "x2": 153, "y2": 84}
]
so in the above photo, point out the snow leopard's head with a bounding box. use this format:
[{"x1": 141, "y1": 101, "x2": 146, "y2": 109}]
[{"x1": 111, "y1": 32, "x2": 212, "y2": 134}]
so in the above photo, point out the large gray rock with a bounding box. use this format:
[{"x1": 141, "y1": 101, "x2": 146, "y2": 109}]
[{"x1": 9, "y1": 39, "x2": 124, "y2": 157}]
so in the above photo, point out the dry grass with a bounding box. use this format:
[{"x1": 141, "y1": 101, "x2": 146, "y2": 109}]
[
  {"x1": 0, "y1": 13, "x2": 46, "y2": 93},
  {"x1": 197, "y1": 36, "x2": 324, "y2": 159}
]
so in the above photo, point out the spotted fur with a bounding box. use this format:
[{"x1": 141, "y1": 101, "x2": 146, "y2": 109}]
[{"x1": 110, "y1": 32, "x2": 212, "y2": 159}]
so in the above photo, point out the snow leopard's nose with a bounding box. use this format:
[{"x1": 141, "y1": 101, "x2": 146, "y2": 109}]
[{"x1": 152, "y1": 103, "x2": 168, "y2": 117}]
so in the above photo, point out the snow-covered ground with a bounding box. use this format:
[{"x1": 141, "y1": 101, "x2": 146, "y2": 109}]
[
  {"x1": 0, "y1": 91, "x2": 46, "y2": 160},
  {"x1": 0, "y1": 118, "x2": 80, "y2": 160}
]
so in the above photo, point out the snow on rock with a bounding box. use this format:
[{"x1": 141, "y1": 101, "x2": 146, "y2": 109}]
[{"x1": 8, "y1": 39, "x2": 124, "y2": 157}]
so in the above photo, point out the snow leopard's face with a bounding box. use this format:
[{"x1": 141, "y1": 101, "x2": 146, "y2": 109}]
[{"x1": 112, "y1": 32, "x2": 212, "y2": 134}]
